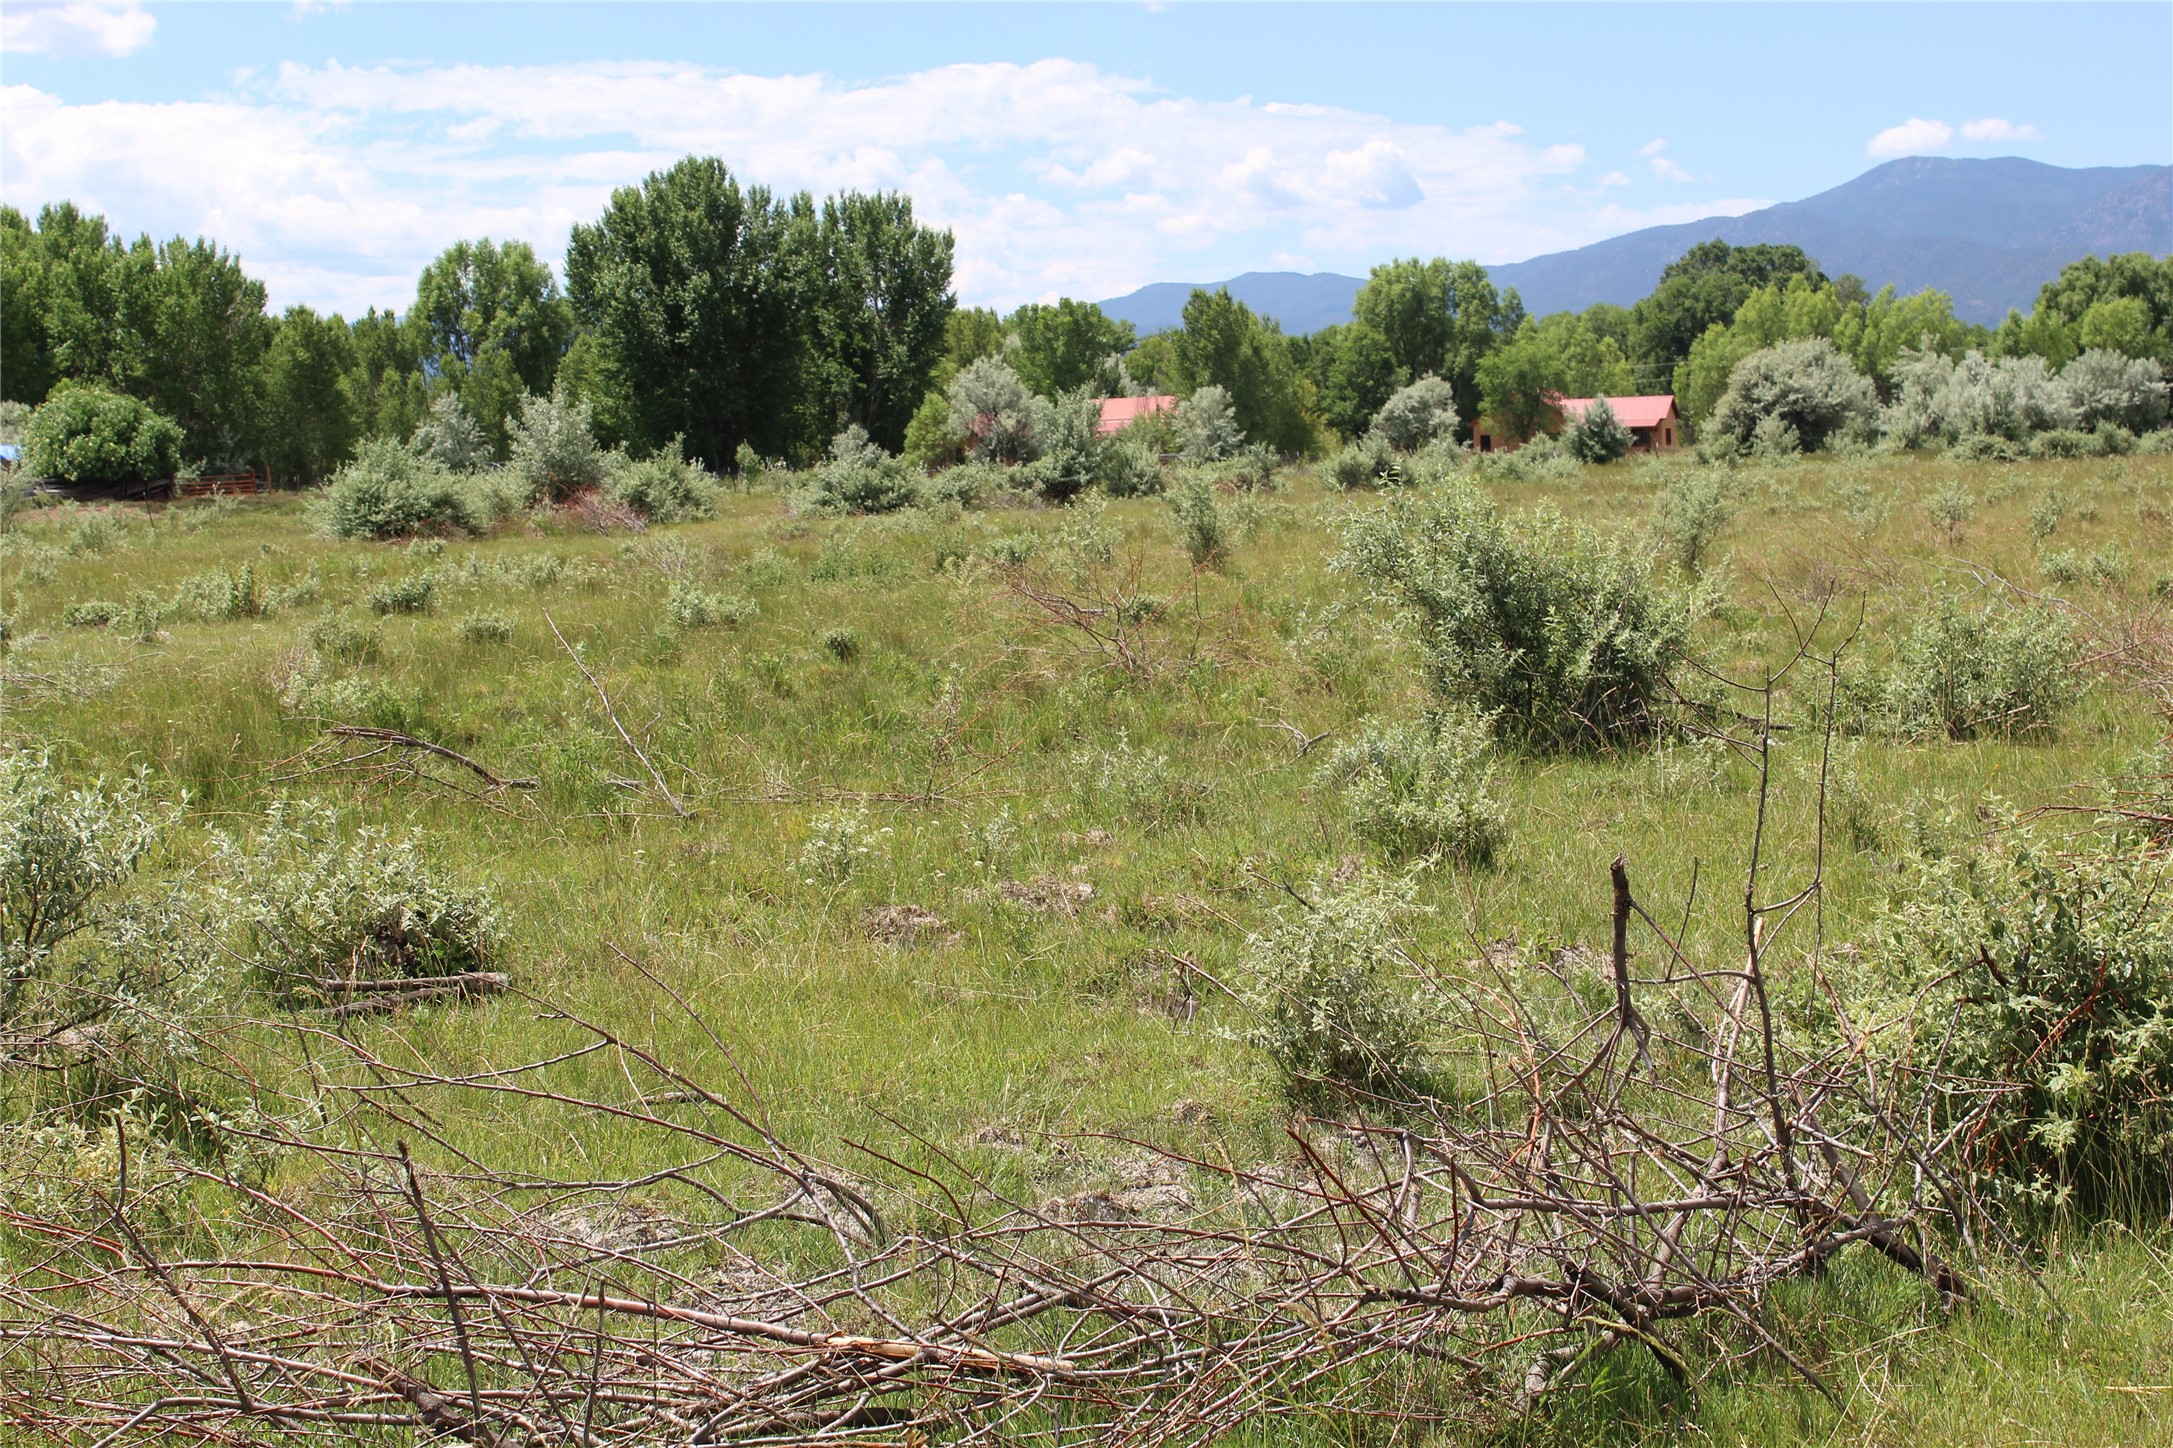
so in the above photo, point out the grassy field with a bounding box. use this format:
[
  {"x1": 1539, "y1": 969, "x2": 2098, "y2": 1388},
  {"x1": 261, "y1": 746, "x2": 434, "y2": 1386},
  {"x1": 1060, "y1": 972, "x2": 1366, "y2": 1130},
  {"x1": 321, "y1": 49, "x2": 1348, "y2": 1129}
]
[{"x1": 4, "y1": 447, "x2": 2170, "y2": 1443}]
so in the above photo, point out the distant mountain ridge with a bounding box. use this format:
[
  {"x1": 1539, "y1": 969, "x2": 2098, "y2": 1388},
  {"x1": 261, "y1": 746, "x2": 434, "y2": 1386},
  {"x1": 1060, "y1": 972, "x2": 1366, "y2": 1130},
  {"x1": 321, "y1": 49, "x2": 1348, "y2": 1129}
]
[{"x1": 1094, "y1": 157, "x2": 2172, "y2": 334}]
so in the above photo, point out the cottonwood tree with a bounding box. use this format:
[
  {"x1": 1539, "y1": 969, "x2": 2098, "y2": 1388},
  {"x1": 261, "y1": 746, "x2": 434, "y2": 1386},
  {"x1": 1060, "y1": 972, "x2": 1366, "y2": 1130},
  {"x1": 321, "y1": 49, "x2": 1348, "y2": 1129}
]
[
  {"x1": 565, "y1": 157, "x2": 809, "y2": 467},
  {"x1": 411, "y1": 239, "x2": 574, "y2": 453},
  {"x1": 1008, "y1": 298, "x2": 1135, "y2": 398},
  {"x1": 804, "y1": 191, "x2": 956, "y2": 451}
]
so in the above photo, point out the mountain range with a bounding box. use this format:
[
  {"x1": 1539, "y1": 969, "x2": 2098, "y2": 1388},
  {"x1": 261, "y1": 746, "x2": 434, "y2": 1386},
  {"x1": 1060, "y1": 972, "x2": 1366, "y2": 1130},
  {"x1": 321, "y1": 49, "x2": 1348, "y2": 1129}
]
[{"x1": 1095, "y1": 156, "x2": 2172, "y2": 335}]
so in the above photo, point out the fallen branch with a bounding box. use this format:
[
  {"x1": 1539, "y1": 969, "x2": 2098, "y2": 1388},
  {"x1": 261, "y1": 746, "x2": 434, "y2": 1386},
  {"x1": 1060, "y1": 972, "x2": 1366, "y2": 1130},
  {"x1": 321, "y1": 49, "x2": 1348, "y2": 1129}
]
[
  {"x1": 323, "y1": 726, "x2": 538, "y2": 790},
  {"x1": 544, "y1": 609, "x2": 689, "y2": 817}
]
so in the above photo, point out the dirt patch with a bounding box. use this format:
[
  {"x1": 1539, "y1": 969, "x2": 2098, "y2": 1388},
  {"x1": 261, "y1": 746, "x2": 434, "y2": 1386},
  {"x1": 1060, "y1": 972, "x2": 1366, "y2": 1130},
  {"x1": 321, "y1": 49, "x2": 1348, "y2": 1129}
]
[
  {"x1": 861, "y1": 903, "x2": 958, "y2": 948},
  {"x1": 995, "y1": 876, "x2": 1096, "y2": 917}
]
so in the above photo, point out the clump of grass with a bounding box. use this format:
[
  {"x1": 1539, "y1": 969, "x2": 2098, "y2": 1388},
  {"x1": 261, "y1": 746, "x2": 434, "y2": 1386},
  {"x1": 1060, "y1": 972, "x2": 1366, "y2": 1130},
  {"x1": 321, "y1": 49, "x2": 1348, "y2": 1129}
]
[{"x1": 306, "y1": 613, "x2": 382, "y2": 666}]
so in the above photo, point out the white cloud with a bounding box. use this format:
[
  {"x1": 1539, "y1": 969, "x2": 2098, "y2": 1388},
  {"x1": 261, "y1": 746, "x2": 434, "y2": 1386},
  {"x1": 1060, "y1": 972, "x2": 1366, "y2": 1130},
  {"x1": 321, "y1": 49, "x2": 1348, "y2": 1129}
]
[
  {"x1": 0, "y1": 1, "x2": 154, "y2": 57},
  {"x1": 1960, "y1": 116, "x2": 2040, "y2": 144},
  {"x1": 1599, "y1": 170, "x2": 1632, "y2": 188},
  {"x1": 1, "y1": 57, "x2": 1768, "y2": 312},
  {"x1": 1867, "y1": 116, "x2": 1955, "y2": 157},
  {"x1": 1651, "y1": 156, "x2": 1692, "y2": 184},
  {"x1": 1639, "y1": 138, "x2": 1668, "y2": 157}
]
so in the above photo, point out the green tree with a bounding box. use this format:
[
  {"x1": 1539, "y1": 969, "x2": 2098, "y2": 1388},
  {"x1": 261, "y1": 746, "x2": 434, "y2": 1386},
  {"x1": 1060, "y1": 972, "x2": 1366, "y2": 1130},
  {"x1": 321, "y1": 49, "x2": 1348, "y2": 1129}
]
[
  {"x1": 2029, "y1": 253, "x2": 2173, "y2": 361},
  {"x1": 260, "y1": 306, "x2": 358, "y2": 485},
  {"x1": 341, "y1": 307, "x2": 430, "y2": 445},
  {"x1": 0, "y1": 202, "x2": 148, "y2": 406},
  {"x1": 806, "y1": 191, "x2": 956, "y2": 450},
  {"x1": 1353, "y1": 257, "x2": 1504, "y2": 430},
  {"x1": 1007, "y1": 298, "x2": 1134, "y2": 398},
  {"x1": 1300, "y1": 321, "x2": 1404, "y2": 441},
  {"x1": 1629, "y1": 240, "x2": 1826, "y2": 375},
  {"x1": 1535, "y1": 312, "x2": 1636, "y2": 398},
  {"x1": 1475, "y1": 320, "x2": 1566, "y2": 444},
  {"x1": 2079, "y1": 296, "x2": 2157, "y2": 359},
  {"x1": 940, "y1": 306, "x2": 1006, "y2": 387},
  {"x1": 1171, "y1": 288, "x2": 1310, "y2": 455},
  {"x1": 130, "y1": 235, "x2": 272, "y2": 468},
  {"x1": 411, "y1": 238, "x2": 574, "y2": 452},
  {"x1": 564, "y1": 156, "x2": 809, "y2": 468}
]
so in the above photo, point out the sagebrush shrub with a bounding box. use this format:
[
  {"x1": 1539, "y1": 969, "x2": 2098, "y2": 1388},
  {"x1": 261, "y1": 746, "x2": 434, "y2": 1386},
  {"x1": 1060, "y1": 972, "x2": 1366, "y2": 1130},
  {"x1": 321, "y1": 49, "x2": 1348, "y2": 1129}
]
[
  {"x1": 1847, "y1": 595, "x2": 2075, "y2": 738},
  {"x1": 1070, "y1": 733, "x2": 1209, "y2": 829},
  {"x1": 1369, "y1": 375, "x2": 1458, "y2": 453},
  {"x1": 610, "y1": 437, "x2": 719, "y2": 522},
  {"x1": 1650, "y1": 469, "x2": 1736, "y2": 572},
  {"x1": 2059, "y1": 348, "x2": 2169, "y2": 435},
  {"x1": 1097, "y1": 435, "x2": 1163, "y2": 498},
  {"x1": 454, "y1": 610, "x2": 515, "y2": 645},
  {"x1": 1243, "y1": 870, "x2": 1430, "y2": 1101},
  {"x1": 365, "y1": 571, "x2": 438, "y2": 615},
  {"x1": 1324, "y1": 434, "x2": 1394, "y2": 491},
  {"x1": 316, "y1": 439, "x2": 473, "y2": 540},
  {"x1": 173, "y1": 563, "x2": 267, "y2": 622},
  {"x1": 1337, "y1": 482, "x2": 1694, "y2": 750},
  {"x1": 508, "y1": 385, "x2": 609, "y2": 503},
  {"x1": 1177, "y1": 385, "x2": 1244, "y2": 463},
  {"x1": 665, "y1": 579, "x2": 756, "y2": 629},
  {"x1": 411, "y1": 392, "x2": 488, "y2": 470},
  {"x1": 1167, "y1": 473, "x2": 1234, "y2": 568},
  {"x1": 307, "y1": 613, "x2": 382, "y2": 665},
  {"x1": 1867, "y1": 823, "x2": 2173, "y2": 1221},
  {"x1": 948, "y1": 357, "x2": 1045, "y2": 465},
  {"x1": 1322, "y1": 711, "x2": 1506, "y2": 863},
  {"x1": 1473, "y1": 431, "x2": 1582, "y2": 483},
  {"x1": 1706, "y1": 339, "x2": 1878, "y2": 455},
  {"x1": 801, "y1": 427, "x2": 921, "y2": 515},
  {"x1": 213, "y1": 804, "x2": 500, "y2": 1006}
]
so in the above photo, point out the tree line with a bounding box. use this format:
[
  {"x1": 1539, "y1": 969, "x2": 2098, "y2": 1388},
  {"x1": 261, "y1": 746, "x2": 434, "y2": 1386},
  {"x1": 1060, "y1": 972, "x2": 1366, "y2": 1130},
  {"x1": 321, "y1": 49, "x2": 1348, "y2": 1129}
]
[{"x1": 7, "y1": 149, "x2": 2169, "y2": 485}]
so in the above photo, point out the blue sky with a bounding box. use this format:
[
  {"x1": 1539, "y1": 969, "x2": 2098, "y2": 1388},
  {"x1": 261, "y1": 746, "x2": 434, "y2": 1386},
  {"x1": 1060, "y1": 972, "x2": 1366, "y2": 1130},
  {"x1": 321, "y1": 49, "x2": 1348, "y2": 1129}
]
[{"x1": 4, "y1": 2, "x2": 2166, "y2": 317}]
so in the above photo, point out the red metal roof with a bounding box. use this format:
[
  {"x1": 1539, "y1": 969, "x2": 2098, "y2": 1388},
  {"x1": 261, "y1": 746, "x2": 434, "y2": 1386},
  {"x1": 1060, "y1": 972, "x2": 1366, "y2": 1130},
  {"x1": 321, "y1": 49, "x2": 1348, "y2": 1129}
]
[
  {"x1": 1554, "y1": 395, "x2": 1677, "y2": 430},
  {"x1": 1096, "y1": 394, "x2": 1178, "y2": 436}
]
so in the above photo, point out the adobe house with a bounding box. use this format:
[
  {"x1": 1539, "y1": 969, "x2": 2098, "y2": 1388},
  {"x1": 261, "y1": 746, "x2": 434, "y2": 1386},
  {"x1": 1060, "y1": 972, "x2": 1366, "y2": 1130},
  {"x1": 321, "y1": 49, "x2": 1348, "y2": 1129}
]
[
  {"x1": 1096, "y1": 394, "x2": 1178, "y2": 437},
  {"x1": 1474, "y1": 394, "x2": 1682, "y2": 454}
]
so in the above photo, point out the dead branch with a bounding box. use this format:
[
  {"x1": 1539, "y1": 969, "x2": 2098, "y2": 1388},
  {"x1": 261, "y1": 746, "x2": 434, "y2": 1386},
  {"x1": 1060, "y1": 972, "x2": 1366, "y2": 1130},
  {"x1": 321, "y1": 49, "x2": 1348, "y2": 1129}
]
[{"x1": 544, "y1": 609, "x2": 689, "y2": 818}]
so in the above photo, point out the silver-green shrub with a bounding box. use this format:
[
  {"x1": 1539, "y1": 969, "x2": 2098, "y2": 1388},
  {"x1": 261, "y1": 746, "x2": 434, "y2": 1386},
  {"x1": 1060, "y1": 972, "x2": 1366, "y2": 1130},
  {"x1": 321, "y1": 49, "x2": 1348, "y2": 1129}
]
[
  {"x1": 411, "y1": 391, "x2": 488, "y2": 471},
  {"x1": 508, "y1": 384, "x2": 609, "y2": 503},
  {"x1": 315, "y1": 438, "x2": 473, "y2": 540},
  {"x1": 1322, "y1": 710, "x2": 1505, "y2": 863},
  {"x1": 800, "y1": 426, "x2": 920, "y2": 515},
  {"x1": 1846, "y1": 596, "x2": 2075, "y2": 739},
  {"x1": 1176, "y1": 385, "x2": 1244, "y2": 463},
  {"x1": 1337, "y1": 482, "x2": 1694, "y2": 750},
  {"x1": 1324, "y1": 433, "x2": 1395, "y2": 491},
  {"x1": 1705, "y1": 338, "x2": 1878, "y2": 454},
  {"x1": 609, "y1": 436, "x2": 720, "y2": 522},
  {"x1": 1883, "y1": 348, "x2": 2076, "y2": 448},
  {"x1": 212, "y1": 803, "x2": 500, "y2": 1007},
  {"x1": 2059, "y1": 348, "x2": 2169, "y2": 435},
  {"x1": 1243, "y1": 870, "x2": 1430, "y2": 1101},
  {"x1": 1368, "y1": 374, "x2": 1458, "y2": 453},
  {"x1": 947, "y1": 356, "x2": 1046, "y2": 465},
  {"x1": 1650, "y1": 468, "x2": 1737, "y2": 572}
]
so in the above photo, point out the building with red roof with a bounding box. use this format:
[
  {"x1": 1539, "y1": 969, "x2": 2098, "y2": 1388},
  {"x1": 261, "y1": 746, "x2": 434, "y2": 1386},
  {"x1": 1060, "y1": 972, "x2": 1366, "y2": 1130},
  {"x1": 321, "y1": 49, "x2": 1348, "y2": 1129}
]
[
  {"x1": 1474, "y1": 394, "x2": 1681, "y2": 454},
  {"x1": 1096, "y1": 394, "x2": 1178, "y2": 437}
]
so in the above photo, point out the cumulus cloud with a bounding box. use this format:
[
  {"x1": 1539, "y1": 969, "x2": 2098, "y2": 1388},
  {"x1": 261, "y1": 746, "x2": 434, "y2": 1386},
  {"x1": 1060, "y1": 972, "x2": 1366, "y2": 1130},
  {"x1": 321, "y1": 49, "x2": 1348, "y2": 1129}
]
[
  {"x1": 0, "y1": 1, "x2": 155, "y2": 57},
  {"x1": 0, "y1": 57, "x2": 1764, "y2": 311},
  {"x1": 1960, "y1": 116, "x2": 2041, "y2": 143},
  {"x1": 1866, "y1": 116, "x2": 1955, "y2": 157}
]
